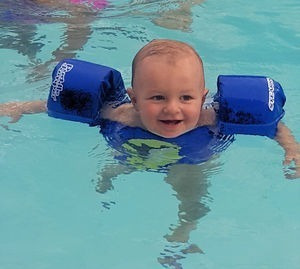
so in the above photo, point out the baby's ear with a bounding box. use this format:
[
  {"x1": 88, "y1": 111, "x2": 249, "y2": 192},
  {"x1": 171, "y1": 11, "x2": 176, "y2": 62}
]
[
  {"x1": 127, "y1": 88, "x2": 138, "y2": 109},
  {"x1": 202, "y1": 88, "x2": 209, "y2": 103}
]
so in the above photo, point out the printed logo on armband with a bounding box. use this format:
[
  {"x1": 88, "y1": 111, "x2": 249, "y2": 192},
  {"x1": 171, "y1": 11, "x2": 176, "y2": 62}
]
[
  {"x1": 267, "y1": 77, "x2": 275, "y2": 111},
  {"x1": 51, "y1": 62, "x2": 73, "y2": 101}
]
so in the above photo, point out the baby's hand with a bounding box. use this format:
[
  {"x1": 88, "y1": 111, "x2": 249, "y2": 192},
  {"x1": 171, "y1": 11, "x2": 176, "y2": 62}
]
[
  {"x1": 0, "y1": 101, "x2": 47, "y2": 123},
  {"x1": 0, "y1": 102, "x2": 24, "y2": 123},
  {"x1": 283, "y1": 145, "x2": 300, "y2": 179},
  {"x1": 275, "y1": 122, "x2": 300, "y2": 179}
]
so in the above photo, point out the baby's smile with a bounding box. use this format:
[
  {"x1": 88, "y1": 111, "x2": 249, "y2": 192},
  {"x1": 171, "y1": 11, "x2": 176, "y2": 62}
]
[{"x1": 159, "y1": 119, "x2": 182, "y2": 125}]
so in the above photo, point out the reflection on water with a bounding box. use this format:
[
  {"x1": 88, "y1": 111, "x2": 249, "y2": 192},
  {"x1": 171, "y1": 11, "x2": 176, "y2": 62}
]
[
  {"x1": 0, "y1": 0, "x2": 204, "y2": 82},
  {"x1": 0, "y1": 0, "x2": 99, "y2": 81},
  {"x1": 104, "y1": 0, "x2": 205, "y2": 32}
]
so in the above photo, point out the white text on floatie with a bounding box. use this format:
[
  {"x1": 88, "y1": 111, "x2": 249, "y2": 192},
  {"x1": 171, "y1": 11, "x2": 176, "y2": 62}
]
[
  {"x1": 51, "y1": 62, "x2": 73, "y2": 101},
  {"x1": 267, "y1": 77, "x2": 275, "y2": 111}
]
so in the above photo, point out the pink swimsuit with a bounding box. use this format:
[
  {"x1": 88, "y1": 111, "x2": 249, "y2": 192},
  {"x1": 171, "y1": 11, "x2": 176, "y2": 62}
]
[{"x1": 69, "y1": 0, "x2": 108, "y2": 10}]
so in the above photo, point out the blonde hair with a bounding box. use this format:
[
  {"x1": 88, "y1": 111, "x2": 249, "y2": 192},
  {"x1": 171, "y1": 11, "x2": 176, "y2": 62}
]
[{"x1": 131, "y1": 39, "x2": 202, "y2": 87}]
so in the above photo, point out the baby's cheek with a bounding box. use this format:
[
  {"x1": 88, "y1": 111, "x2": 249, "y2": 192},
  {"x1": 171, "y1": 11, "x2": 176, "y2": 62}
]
[
  {"x1": 189, "y1": 107, "x2": 201, "y2": 118},
  {"x1": 139, "y1": 108, "x2": 154, "y2": 124},
  {"x1": 143, "y1": 105, "x2": 158, "y2": 117}
]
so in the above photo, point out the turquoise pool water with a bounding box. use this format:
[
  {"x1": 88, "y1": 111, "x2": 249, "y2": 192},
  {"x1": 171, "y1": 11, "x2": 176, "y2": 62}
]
[{"x1": 0, "y1": 0, "x2": 300, "y2": 268}]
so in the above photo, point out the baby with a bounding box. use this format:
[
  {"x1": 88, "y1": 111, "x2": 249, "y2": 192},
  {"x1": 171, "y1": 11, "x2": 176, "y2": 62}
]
[
  {"x1": 0, "y1": 39, "x2": 299, "y2": 177},
  {"x1": 102, "y1": 40, "x2": 300, "y2": 174},
  {"x1": 101, "y1": 39, "x2": 213, "y2": 138}
]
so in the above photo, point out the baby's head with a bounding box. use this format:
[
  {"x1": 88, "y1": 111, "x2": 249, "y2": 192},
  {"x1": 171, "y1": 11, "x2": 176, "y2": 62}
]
[{"x1": 128, "y1": 39, "x2": 208, "y2": 138}]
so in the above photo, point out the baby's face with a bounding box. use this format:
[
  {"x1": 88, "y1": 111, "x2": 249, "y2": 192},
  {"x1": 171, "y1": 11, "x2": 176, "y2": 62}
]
[{"x1": 129, "y1": 55, "x2": 207, "y2": 138}]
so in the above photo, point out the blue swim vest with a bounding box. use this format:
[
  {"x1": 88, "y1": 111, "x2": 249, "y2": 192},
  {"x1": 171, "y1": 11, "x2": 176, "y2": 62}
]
[
  {"x1": 99, "y1": 119, "x2": 234, "y2": 170},
  {"x1": 47, "y1": 59, "x2": 286, "y2": 141}
]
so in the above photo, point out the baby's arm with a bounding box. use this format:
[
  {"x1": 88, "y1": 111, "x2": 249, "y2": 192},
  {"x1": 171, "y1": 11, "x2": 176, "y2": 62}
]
[
  {"x1": 0, "y1": 100, "x2": 47, "y2": 123},
  {"x1": 275, "y1": 121, "x2": 300, "y2": 179},
  {"x1": 197, "y1": 107, "x2": 217, "y2": 127},
  {"x1": 100, "y1": 103, "x2": 144, "y2": 128}
]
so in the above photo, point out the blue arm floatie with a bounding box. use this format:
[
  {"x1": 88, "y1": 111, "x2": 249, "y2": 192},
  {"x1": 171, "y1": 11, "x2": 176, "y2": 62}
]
[
  {"x1": 214, "y1": 75, "x2": 286, "y2": 138},
  {"x1": 47, "y1": 59, "x2": 128, "y2": 125}
]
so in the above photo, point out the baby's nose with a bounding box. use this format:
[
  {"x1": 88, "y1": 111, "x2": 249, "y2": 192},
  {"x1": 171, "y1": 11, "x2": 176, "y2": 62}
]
[{"x1": 163, "y1": 100, "x2": 180, "y2": 114}]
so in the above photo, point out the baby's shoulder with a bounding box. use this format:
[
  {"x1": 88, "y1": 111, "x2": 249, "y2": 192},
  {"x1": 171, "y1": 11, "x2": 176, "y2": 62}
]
[
  {"x1": 198, "y1": 107, "x2": 217, "y2": 127},
  {"x1": 100, "y1": 103, "x2": 142, "y2": 127}
]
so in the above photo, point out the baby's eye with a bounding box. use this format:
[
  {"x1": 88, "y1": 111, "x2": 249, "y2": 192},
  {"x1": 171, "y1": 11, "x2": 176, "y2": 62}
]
[
  {"x1": 151, "y1": 95, "x2": 165, "y2": 101},
  {"x1": 181, "y1": 95, "x2": 193, "y2": 101}
]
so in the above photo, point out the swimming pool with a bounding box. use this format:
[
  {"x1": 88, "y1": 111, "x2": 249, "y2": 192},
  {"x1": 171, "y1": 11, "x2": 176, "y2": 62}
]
[{"x1": 0, "y1": 0, "x2": 300, "y2": 268}]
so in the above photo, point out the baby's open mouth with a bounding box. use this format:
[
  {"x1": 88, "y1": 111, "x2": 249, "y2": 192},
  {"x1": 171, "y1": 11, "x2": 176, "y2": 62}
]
[{"x1": 160, "y1": 120, "x2": 182, "y2": 125}]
